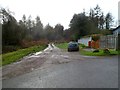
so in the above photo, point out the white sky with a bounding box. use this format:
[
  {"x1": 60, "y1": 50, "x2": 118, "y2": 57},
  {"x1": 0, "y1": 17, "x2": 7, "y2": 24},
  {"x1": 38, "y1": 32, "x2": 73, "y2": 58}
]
[{"x1": 0, "y1": 0, "x2": 120, "y2": 29}]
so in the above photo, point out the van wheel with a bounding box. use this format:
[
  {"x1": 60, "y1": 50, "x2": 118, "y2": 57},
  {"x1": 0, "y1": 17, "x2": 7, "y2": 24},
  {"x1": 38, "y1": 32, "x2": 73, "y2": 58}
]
[{"x1": 68, "y1": 49, "x2": 70, "y2": 52}]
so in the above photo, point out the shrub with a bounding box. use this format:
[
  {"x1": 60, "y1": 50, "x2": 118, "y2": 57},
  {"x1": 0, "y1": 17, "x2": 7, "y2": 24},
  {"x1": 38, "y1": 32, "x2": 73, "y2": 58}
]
[
  {"x1": 2, "y1": 46, "x2": 21, "y2": 53},
  {"x1": 20, "y1": 39, "x2": 48, "y2": 48},
  {"x1": 92, "y1": 34, "x2": 101, "y2": 41},
  {"x1": 80, "y1": 44, "x2": 87, "y2": 48},
  {"x1": 93, "y1": 49, "x2": 99, "y2": 53},
  {"x1": 103, "y1": 48, "x2": 110, "y2": 54}
]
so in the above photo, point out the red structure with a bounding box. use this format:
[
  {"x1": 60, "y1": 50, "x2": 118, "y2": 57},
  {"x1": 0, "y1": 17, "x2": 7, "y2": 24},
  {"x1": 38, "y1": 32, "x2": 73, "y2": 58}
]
[{"x1": 88, "y1": 40, "x2": 99, "y2": 49}]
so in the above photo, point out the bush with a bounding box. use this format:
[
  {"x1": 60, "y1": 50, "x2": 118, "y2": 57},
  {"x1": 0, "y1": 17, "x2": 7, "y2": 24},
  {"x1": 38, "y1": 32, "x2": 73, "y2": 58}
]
[
  {"x1": 3, "y1": 39, "x2": 49, "y2": 54},
  {"x1": 103, "y1": 48, "x2": 110, "y2": 54},
  {"x1": 92, "y1": 34, "x2": 101, "y2": 41},
  {"x1": 93, "y1": 49, "x2": 99, "y2": 53},
  {"x1": 20, "y1": 39, "x2": 49, "y2": 48},
  {"x1": 79, "y1": 44, "x2": 87, "y2": 48},
  {"x1": 2, "y1": 46, "x2": 21, "y2": 53}
]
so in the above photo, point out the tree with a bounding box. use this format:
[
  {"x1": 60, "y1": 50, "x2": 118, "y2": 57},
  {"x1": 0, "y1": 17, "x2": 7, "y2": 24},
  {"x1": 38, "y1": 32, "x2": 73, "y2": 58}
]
[
  {"x1": 105, "y1": 12, "x2": 113, "y2": 29},
  {"x1": 94, "y1": 4, "x2": 102, "y2": 28},
  {"x1": 35, "y1": 16, "x2": 43, "y2": 30},
  {"x1": 69, "y1": 13, "x2": 90, "y2": 40},
  {"x1": 1, "y1": 8, "x2": 21, "y2": 45},
  {"x1": 24, "y1": 15, "x2": 33, "y2": 41},
  {"x1": 63, "y1": 29, "x2": 71, "y2": 40},
  {"x1": 18, "y1": 20, "x2": 27, "y2": 40},
  {"x1": 26, "y1": 15, "x2": 32, "y2": 30},
  {"x1": 22, "y1": 14, "x2": 27, "y2": 26},
  {"x1": 99, "y1": 12, "x2": 105, "y2": 29},
  {"x1": 44, "y1": 24, "x2": 55, "y2": 41},
  {"x1": 89, "y1": 8, "x2": 95, "y2": 20},
  {"x1": 54, "y1": 24, "x2": 64, "y2": 40},
  {"x1": 32, "y1": 16, "x2": 43, "y2": 40}
]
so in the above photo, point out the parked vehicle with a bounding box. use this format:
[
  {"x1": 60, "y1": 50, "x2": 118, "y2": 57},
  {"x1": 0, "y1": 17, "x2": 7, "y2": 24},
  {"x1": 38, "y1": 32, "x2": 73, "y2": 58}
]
[{"x1": 68, "y1": 41, "x2": 79, "y2": 52}]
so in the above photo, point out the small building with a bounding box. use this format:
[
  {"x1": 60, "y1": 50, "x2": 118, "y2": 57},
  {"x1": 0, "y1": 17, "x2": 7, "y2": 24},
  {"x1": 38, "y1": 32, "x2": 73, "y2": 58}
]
[
  {"x1": 99, "y1": 26, "x2": 120, "y2": 50},
  {"x1": 112, "y1": 25, "x2": 120, "y2": 35},
  {"x1": 112, "y1": 25, "x2": 120, "y2": 50},
  {"x1": 78, "y1": 37, "x2": 92, "y2": 46}
]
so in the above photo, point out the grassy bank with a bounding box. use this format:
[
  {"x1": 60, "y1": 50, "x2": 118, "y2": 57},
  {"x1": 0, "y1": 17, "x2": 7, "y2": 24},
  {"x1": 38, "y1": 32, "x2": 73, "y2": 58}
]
[{"x1": 1, "y1": 45, "x2": 47, "y2": 66}]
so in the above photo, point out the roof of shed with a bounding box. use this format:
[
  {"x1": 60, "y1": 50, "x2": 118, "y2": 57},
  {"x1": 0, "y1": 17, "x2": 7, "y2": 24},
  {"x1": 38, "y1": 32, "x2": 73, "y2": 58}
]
[{"x1": 112, "y1": 25, "x2": 120, "y2": 31}]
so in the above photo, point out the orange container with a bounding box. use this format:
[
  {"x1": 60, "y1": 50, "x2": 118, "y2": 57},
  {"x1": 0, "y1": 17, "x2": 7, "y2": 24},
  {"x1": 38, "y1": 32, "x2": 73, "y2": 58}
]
[
  {"x1": 91, "y1": 40, "x2": 95, "y2": 48},
  {"x1": 94, "y1": 40, "x2": 99, "y2": 49}
]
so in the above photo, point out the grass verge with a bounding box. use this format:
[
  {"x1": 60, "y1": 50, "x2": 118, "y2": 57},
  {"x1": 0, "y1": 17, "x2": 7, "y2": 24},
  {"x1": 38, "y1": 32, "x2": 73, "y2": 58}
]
[
  {"x1": 55, "y1": 43, "x2": 68, "y2": 49},
  {"x1": 80, "y1": 49, "x2": 119, "y2": 56},
  {"x1": 1, "y1": 45, "x2": 47, "y2": 66},
  {"x1": 55, "y1": 43, "x2": 120, "y2": 56}
]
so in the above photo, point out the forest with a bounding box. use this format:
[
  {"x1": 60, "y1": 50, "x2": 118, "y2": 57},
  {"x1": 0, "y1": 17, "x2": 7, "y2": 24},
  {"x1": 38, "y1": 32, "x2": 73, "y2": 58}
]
[{"x1": 1, "y1": 5, "x2": 114, "y2": 53}]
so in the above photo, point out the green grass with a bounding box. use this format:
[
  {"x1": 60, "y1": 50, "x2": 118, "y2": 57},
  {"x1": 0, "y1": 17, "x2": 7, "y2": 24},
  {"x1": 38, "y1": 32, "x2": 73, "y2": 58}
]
[
  {"x1": 55, "y1": 42, "x2": 120, "y2": 56},
  {"x1": 79, "y1": 43, "x2": 88, "y2": 49},
  {"x1": 55, "y1": 43, "x2": 68, "y2": 49},
  {"x1": 1, "y1": 45, "x2": 47, "y2": 66},
  {"x1": 80, "y1": 49, "x2": 119, "y2": 56}
]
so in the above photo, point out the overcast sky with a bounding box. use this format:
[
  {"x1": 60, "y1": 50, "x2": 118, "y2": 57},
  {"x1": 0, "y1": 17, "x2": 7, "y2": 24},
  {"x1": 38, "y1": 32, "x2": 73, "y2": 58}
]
[{"x1": 0, "y1": 0, "x2": 119, "y2": 29}]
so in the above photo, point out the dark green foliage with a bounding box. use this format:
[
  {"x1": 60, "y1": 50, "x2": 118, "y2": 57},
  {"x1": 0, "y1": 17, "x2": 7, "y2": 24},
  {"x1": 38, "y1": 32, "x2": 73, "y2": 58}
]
[
  {"x1": 69, "y1": 13, "x2": 88, "y2": 40},
  {"x1": 93, "y1": 49, "x2": 99, "y2": 53},
  {"x1": 99, "y1": 29, "x2": 112, "y2": 35},
  {"x1": 33, "y1": 16, "x2": 44, "y2": 40},
  {"x1": 2, "y1": 9, "x2": 22, "y2": 46},
  {"x1": 54, "y1": 24, "x2": 64, "y2": 40},
  {"x1": 105, "y1": 13, "x2": 113, "y2": 29},
  {"x1": 2, "y1": 45, "x2": 21, "y2": 53},
  {"x1": 68, "y1": 5, "x2": 114, "y2": 41},
  {"x1": 79, "y1": 44, "x2": 87, "y2": 49},
  {"x1": 92, "y1": 34, "x2": 100, "y2": 41},
  {"x1": 44, "y1": 24, "x2": 55, "y2": 41},
  {"x1": 103, "y1": 48, "x2": 110, "y2": 54}
]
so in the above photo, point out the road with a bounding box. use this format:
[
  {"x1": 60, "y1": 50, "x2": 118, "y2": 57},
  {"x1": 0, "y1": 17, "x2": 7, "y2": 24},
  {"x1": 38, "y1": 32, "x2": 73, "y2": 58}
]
[{"x1": 2, "y1": 44, "x2": 118, "y2": 88}]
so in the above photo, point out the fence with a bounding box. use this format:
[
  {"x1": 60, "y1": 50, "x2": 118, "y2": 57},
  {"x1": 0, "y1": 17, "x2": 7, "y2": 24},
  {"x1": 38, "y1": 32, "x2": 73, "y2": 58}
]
[{"x1": 99, "y1": 35, "x2": 118, "y2": 49}]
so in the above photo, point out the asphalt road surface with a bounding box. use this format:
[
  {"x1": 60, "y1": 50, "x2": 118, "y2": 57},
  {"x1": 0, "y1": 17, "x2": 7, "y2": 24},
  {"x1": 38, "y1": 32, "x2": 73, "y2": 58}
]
[{"x1": 2, "y1": 44, "x2": 118, "y2": 88}]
